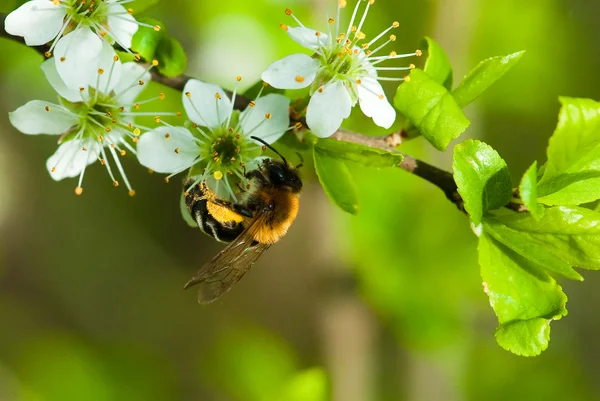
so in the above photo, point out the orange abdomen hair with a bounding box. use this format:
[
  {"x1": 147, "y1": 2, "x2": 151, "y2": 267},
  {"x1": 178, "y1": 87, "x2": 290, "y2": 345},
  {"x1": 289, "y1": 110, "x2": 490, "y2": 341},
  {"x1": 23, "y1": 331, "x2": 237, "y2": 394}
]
[{"x1": 252, "y1": 191, "x2": 300, "y2": 245}]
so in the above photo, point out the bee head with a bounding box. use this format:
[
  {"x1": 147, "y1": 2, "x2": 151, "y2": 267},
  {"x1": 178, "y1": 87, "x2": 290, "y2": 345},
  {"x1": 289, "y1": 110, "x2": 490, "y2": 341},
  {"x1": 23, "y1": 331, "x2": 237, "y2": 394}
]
[{"x1": 264, "y1": 159, "x2": 303, "y2": 193}]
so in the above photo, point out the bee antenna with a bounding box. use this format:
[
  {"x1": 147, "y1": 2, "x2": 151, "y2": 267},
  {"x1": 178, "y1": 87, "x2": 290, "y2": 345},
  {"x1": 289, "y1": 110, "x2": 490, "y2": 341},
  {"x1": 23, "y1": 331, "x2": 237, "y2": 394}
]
[
  {"x1": 295, "y1": 152, "x2": 304, "y2": 169},
  {"x1": 250, "y1": 136, "x2": 288, "y2": 165}
]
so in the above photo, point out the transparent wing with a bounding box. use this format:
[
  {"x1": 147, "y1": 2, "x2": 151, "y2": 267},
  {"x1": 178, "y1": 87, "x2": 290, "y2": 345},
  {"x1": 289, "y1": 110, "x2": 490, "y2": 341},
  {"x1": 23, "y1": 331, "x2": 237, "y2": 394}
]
[{"x1": 184, "y1": 212, "x2": 272, "y2": 304}]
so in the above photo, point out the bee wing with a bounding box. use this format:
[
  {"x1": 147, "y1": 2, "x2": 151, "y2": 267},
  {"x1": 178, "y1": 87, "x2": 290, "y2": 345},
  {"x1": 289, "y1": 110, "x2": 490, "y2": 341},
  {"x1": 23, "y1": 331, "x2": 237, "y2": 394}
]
[{"x1": 184, "y1": 212, "x2": 272, "y2": 304}]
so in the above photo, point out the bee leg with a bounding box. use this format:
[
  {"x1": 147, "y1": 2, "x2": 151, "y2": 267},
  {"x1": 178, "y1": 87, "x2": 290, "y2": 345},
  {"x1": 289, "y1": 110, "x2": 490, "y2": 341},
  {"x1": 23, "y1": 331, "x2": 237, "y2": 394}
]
[
  {"x1": 212, "y1": 198, "x2": 254, "y2": 218},
  {"x1": 245, "y1": 169, "x2": 268, "y2": 185}
]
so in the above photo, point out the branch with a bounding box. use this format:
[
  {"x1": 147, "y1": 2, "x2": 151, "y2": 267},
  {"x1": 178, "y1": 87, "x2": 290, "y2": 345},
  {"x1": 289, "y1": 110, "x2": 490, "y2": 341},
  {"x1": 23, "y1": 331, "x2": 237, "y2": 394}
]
[{"x1": 0, "y1": 12, "x2": 522, "y2": 214}]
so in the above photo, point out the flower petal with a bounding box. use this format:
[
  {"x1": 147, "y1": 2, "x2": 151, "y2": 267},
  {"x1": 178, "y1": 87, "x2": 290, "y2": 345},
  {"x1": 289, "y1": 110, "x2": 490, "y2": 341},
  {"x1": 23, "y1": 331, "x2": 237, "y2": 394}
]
[
  {"x1": 9, "y1": 100, "x2": 78, "y2": 135},
  {"x1": 261, "y1": 54, "x2": 320, "y2": 90},
  {"x1": 137, "y1": 126, "x2": 200, "y2": 174},
  {"x1": 241, "y1": 94, "x2": 290, "y2": 144},
  {"x1": 107, "y1": 3, "x2": 138, "y2": 49},
  {"x1": 357, "y1": 77, "x2": 396, "y2": 129},
  {"x1": 306, "y1": 80, "x2": 352, "y2": 138},
  {"x1": 286, "y1": 26, "x2": 328, "y2": 51},
  {"x1": 113, "y1": 62, "x2": 149, "y2": 106},
  {"x1": 183, "y1": 80, "x2": 232, "y2": 129},
  {"x1": 41, "y1": 59, "x2": 82, "y2": 102},
  {"x1": 5, "y1": 0, "x2": 66, "y2": 46},
  {"x1": 54, "y1": 28, "x2": 104, "y2": 88},
  {"x1": 46, "y1": 138, "x2": 100, "y2": 181}
]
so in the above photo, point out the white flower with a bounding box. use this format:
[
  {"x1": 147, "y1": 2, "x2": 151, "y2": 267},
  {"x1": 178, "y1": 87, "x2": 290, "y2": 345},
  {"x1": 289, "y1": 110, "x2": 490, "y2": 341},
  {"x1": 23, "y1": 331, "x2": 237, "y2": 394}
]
[
  {"x1": 4, "y1": 0, "x2": 159, "y2": 88},
  {"x1": 261, "y1": 0, "x2": 421, "y2": 138},
  {"x1": 136, "y1": 78, "x2": 292, "y2": 201},
  {"x1": 9, "y1": 42, "x2": 171, "y2": 196}
]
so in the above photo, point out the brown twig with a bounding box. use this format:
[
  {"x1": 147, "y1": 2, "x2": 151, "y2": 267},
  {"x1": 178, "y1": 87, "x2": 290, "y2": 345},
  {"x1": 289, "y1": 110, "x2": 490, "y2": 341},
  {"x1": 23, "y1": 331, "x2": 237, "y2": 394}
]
[{"x1": 0, "y1": 12, "x2": 524, "y2": 214}]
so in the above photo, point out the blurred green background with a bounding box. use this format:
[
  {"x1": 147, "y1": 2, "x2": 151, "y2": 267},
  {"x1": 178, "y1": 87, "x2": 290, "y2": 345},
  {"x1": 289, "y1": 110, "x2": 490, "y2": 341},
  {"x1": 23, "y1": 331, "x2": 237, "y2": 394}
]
[{"x1": 1, "y1": 0, "x2": 600, "y2": 400}]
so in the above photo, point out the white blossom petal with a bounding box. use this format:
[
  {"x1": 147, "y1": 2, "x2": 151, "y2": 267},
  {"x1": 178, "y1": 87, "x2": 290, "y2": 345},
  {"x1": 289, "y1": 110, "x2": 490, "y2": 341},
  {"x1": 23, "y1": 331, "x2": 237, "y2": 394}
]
[
  {"x1": 54, "y1": 28, "x2": 104, "y2": 89},
  {"x1": 261, "y1": 54, "x2": 320, "y2": 90},
  {"x1": 46, "y1": 138, "x2": 100, "y2": 180},
  {"x1": 286, "y1": 26, "x2": 328, "y2": 51},
  {"x1": 137, "y1": 127, "x2": 200, "y2": 174},
  {"x1": 183, "y1": 80, "x2": 232, "y2": 129},
  {"x1": 357, "y1": 77, "x2": 396, "y2": 129},
  {"x1": 41, "y1": 59, "x2": 82, "y2": 103},
  {"x1": 306, "y1": 80, "x2": 352, "y2": 138},
  {"x1": 113, "y1": 62, "x2": 149, "y2": 106},
  {"x1": 5, "y1": 0, "x2": 66, "y2": 46},
  {"x1": 9, "y1": 100, "x2": 78, "y2": 135},
  {"x1": 241, "y1": 94, "x2": 290, "y2": 144},
  {"x1": 87, "y1": 40, "x2": 123, "y2": 93},
  {"x1": 107, "y1": 3, "x2": 138, "y2": 49}
]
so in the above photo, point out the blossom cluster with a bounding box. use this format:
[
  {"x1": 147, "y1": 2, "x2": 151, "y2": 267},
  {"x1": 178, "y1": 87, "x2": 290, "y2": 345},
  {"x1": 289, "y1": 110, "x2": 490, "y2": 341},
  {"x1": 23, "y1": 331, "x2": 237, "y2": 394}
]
[{"x1": 6, "y1": 0, "x2": 419, "y2": 198}]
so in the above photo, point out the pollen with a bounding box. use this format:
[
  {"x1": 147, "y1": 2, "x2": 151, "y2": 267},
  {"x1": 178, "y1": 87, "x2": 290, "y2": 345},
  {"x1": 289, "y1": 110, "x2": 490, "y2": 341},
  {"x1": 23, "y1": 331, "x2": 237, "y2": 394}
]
[
  {"x1": 75, "y1": 186, "x2": 83, "y2": 195},
  {"x1": 174, "y1": 147, "x2": 180, "y2": 154},
  {"x1": 295, "y1": 75, "x2": 305, "y2": 82},
  {"x1": 133, "y1": 128, "x2": 141, "y2": 136},
  {"x1": 129, "y1": 190, "x2": 136, "y2": 197},
  {"x1": 213, "y1": 171, "x2": 224, "y2": 180},
  {"x1": 279, "y1": 24, "x2": 289, "y2": 31},
  {"x1": 416, "y1": 49, "x2": 423, "y2": 56}
]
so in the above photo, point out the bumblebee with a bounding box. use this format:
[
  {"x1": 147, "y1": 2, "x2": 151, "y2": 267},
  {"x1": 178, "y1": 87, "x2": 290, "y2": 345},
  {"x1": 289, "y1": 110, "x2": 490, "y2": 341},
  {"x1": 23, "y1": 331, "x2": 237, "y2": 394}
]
[{"x1": 183, "y1": 137, "x2": 302, "y2": 303}]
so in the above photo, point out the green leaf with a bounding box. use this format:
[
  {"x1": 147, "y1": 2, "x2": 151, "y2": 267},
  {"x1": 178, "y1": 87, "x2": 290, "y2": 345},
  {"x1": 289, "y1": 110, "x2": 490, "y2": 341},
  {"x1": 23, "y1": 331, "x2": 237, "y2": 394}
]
[
  {"x1": 483, "y1": 218, "x2": 583, "y2": 280},
  {"x1": 275, "y1": 368, "x2": 328, "y2": 401},
  {"x1": 453, "y1": 139, "x2": 513, "y2": 225},
  {"x1": 180, "y1": 192, "x2": 197, "y2": 228},
  {"x1": 519, "y1": 161, "x2": 544, "y2": 220},
  {"x1": 313, "y1": 149, "x2": 359, "y2": 214},
  {"x1": 537, "y1": 97, "x2": 600, "y2": 205},
  {"x1": 155, "y1": 36, "x2": 187, "y2": 77},
  {"x1": 452, "y1": 51, "x2": 525, "y2": 108},
  {"x1": 394, "y1": 69, "x2": 470, "y2": 151},
  {"x1": 495, "y1": 318, "x2": 551, "y2": 357},
  {"x1": 131, "y1": 18, "x2": 166, "y2": 61},
  {"x1": 489, "y1": 206, "x2": 600, "y2": 271},
  {"x1": 478, "y1": 233, "x2": 567, "y2": 356},
  {"x1": 421, "y1": 36, "x2": 453, "y2": 89},
  {"x1": 315, "y1": 139, "x2": 403, "y2": 168},
  {"x1": 128, "y1": 0, "x2": 159, "y2": 12}
]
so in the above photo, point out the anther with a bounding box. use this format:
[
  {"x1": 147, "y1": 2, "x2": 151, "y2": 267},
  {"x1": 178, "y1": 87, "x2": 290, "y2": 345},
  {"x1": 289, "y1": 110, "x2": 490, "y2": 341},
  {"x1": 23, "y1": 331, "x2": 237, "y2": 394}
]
[
  {"x1": 174, "y1": 148, "x2": 180, "y2": 154},
  {"x1": 120, "y1": 150, "x2": 126, "y2": 156},
  {"x1": 213, "y1": 171, "x2": 224, "y2": 180},
  {"x1": 79, "y1": 87, "x2": 85, "y2": 92},
  {"x1": 44, "y1": 51, "x2": 52, "y2": 58},
  {"x1": 60, "y1": 57, "x2": 65, "y2": 62},
  {"x1": 45, "y1": 106, "x2": 51, "y2": 111},
  {"x1": 285, "y1": 8, "x2": 293, "y2": 15},
  {"x1": 154, "y1": 116, "x2": 160, "y2": 122},
  {"x1": 138, "y1": 80, "x2": 144, "y2": 85},
  {"x1": 148, "y1": 169, "x2": 154, "y2": 174},
  {"x1": 185, "y1": 92, "x2": 191, "y2": 98},
  {"x1": 249, "y1": 101, "x2": 256, "y2": 108},
  {"x1": 75, "y1": 186, "x2": 83, "y2": 195},
  {"x1": 392, "y1": 21, "x2": 399, "y2": 28},
  {"x1": 113, "y1": 180, "x2": 119, "y2": 187},
  {"x1": 236, "y1": 76, "x2": 242, "y2": 81},
  {"x1": 409, "y1": 63, "x2": 415, "y2": 69},
  {"x1": 355, "y1": 31, "x2": 366, "y2": 40},
  {"x1": 405, "y1": 75, "x2": 411, "y2": 82},
  {"x1": 98, "y1": 68, "x2": 104, "y2": 74},
  {"x1": 113, "y1": 55, "x2": 119, "y2": 62},
  {"x1": 133, "y1": 128, "x2": 141, "y2": 136},
  {"x1": 51, "y1": 167, "x2": 57, "y2": 173},
  {"x1": 152, "y1": 60, "x2": 159, "y2": 66},
  {"x1": 328, "y1": 18, "x2": 335, "y2": 24},
  {"x1": 280, "y1": 24, "x2": 289, "y2": 31},
  {"x1": 129, "y1": 190, "x2": 136, "y2": 197},
  {"x1": 416, "y1": 49, "x2": 423, "y2": 56},
  {"x1": 215, "y1": 93, "x2": 221, "y2": 99},
  {"x1": 134, "y1": 54, "x2": 141, "y2": 61},
  {"x1": 127, "y1": 8, "x2": 133, "y2": 14},
  {"x1": 295, "y1": 75, "x2": 305, "y2": 82},
  {"x1": 159, "y1": 93, "x2": 165, "y2": 99},
  {"x1": 105, "y1": 127, "x2": 111, "y2": 132},
  {"x1": 164, "y1": 177, "x2": 169, "y2": 183},
  {"x1": 265, "y1": 113, "x2": 272, "y2": 119},
  {"x1": 262, "y1": 145, "x2": 267, "y2": 151},
  {"x1": 154, "y1": 25, "x2": 161, "y2": 31},
  {"x1": 390, "y1": 34, "x2": 396, "y2": 41},
  {"x1": 164, "y1": 133, "x2": 170, "y2": 139}
]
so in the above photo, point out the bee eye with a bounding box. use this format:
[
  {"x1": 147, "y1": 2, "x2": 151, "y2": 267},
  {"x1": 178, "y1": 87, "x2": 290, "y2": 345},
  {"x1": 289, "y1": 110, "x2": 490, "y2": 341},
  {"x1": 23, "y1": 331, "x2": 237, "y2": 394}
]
[{"x1": 269, "y1": 165, "x2": 286, "y2": 183}]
